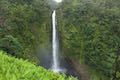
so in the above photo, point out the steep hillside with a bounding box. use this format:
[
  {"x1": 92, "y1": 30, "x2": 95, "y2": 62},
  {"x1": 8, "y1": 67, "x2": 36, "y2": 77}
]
[{"x1": 0, "y1": 51, "x2": 77, "y2": 80}]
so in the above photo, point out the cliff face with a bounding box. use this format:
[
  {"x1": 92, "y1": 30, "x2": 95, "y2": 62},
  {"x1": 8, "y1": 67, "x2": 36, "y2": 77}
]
[
  {"x1": 0, "y1": 0, "x2": 120, "y2": 80},
  {"x1": 57, "y1": 0, "x2": 120, "y2": 79}
]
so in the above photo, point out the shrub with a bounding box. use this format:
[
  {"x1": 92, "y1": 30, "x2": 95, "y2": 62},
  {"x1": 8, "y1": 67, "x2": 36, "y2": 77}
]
[
  {"x1": 0, "y1": 35, "x2": 22, "y2": 56},
  {"x1": 0, "y1": 50, "x2": 77, "y2": 80}
]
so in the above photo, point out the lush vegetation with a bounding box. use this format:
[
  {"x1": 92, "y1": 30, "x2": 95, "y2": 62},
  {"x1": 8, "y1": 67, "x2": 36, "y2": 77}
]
[
  {"x1": 58, "y1": 0, "x2": 120, "y2": 80},
  {"x1": 0, "y1": 50, "x2": 76, "y2": 80},
  {"x1": 0, "y1": 0, "x2": 51, "y2": 63},
  {"x1": 0, "y1": 0, "x2": 120, "y2": 80}
]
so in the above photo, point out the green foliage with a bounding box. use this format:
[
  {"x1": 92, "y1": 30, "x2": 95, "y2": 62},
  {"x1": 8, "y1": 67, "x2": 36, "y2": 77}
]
[
  {"x1": 0, "y1": 0, "x2": 51, "y2": 62},
  {"x1": 0, "y1": 35, "x2": 22, "y2": 56},
  {"x1": 0, "y1": 50, "x2": 77, "y2": 80},
  {"x1": 0, "y1": 0, "x2": 120, "y2": 80},
  {"x1": 116, "y1": 71, "x2": 120, "y2": 78},
  {"x1": 58, "y1": 0, "x2": 120, "y2": 79}
]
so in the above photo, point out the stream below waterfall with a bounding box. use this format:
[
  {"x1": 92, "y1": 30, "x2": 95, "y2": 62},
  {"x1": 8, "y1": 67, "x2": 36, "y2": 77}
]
[{"x1": 38, "y1": 53, "x2": 81, "y2": 79}]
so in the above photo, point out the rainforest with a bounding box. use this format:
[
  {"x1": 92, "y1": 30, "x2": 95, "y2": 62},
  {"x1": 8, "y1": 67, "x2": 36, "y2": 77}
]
[{"x1": 0, "y1": 0, "x2": 120, "y2": 80}]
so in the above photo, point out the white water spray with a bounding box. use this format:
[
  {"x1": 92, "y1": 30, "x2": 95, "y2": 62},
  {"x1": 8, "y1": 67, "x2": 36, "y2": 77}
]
[
  {"x1": 51, "y1": 10, "x2": 61, "y2": 72},
  {"x1": 53, "y1": 0, "x2": 62, "y2": 3},
  {"x1": 51, "y1": 0, "x2": 65, "y2": 73}
]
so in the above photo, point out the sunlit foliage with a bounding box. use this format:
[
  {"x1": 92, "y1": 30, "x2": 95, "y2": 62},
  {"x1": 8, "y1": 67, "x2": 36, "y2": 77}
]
[{"x1": 0, "y1": 51, "x2": 77, "y2": 80}]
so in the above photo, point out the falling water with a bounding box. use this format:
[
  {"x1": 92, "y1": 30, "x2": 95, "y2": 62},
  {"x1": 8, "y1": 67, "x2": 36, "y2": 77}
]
[
  {"x1": 52, "y1": 10, "x2": 59, "y2": 72},
  {"x1": 51, "y1": 10, "x2": 61, "y2": 72}
]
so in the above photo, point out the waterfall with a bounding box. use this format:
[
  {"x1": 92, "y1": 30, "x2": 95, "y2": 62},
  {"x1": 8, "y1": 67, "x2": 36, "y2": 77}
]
[
  {"x1": 51, "y1": 10, "x2": 60, "y2": 72},
  {"x1": 51, "y1": 10, "x2": 66, "y2": 73}
]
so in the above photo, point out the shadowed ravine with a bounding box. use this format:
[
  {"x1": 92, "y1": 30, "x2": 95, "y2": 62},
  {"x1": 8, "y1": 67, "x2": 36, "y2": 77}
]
[{"x1": 38, "y1": 9, "x2": 90, "y2": 79}]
